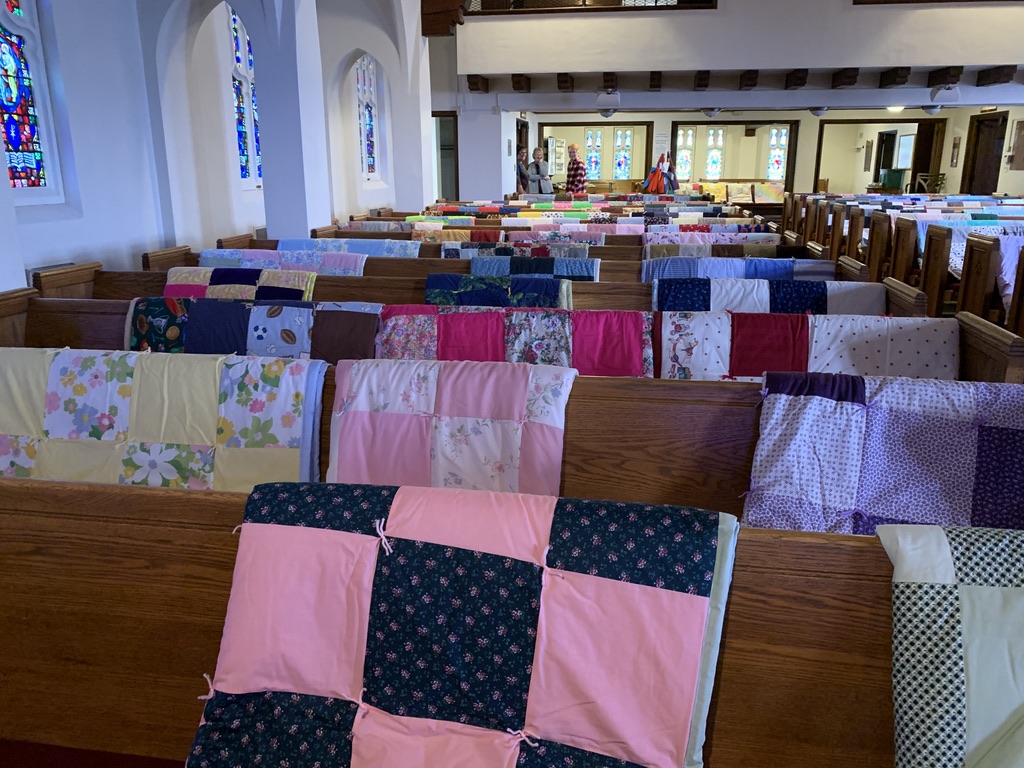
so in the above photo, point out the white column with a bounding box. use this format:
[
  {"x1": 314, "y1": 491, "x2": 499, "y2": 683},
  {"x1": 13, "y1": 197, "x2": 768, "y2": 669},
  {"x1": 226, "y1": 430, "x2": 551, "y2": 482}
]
[
  {"x1": 457, "y1": 107, "x2": 515, "y2": 201},
  {"x1": 0, "y1": 182, "x2": 28, "y2": 291},
  {"x1": 391, "y1": 34, "x2": 436, "y2": 211}
]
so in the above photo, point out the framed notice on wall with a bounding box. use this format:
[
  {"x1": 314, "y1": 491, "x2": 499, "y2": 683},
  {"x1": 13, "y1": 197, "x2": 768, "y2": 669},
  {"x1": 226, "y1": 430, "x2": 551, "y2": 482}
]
[
  {"x1": 896, "y1": 134, "x2": 916, "y2": 170},
  {"x1": 951, "y1": 136, "x2": 961, "y2": 168},
  {"x1": 863, "y1": 140, "x2": 874, "y2": 172}
]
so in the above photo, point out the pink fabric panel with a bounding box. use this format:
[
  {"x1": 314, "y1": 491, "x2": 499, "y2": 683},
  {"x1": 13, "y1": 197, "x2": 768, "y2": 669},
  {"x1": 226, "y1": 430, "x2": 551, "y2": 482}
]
[
  {"x1": 385, "y1": 486, "x2": 556, "y2": 565},
  {"x1": 321, "y1": 252, "x2": 368, "y2": 271},
  {"x1": 437, "y1": 312, "x2": 505, "y2": 362},
  {"x1": 214, "y1": 523, "x2": 377, "y2": 701},
  {"x1": 164, "y1": 283, "x2": 207, "y2": 299},
  {"x1": 330, "y1": 410, "x2": 433, "y2": 486},
  {"x1": 518, "y1": 421, "x2": 565, "y2": 497},
  {"x1": 525, "y1": 569, "x2": 710, "y2": 768},
  {"x1": 333, "y1": 360, "x2": 356, "y2": 413},
  {"x1": 571, "y1": 311, "x2": 644, "y2": 377},
  {"x1": 615, "y1": 224, "x2": 644, "y2": 235},
  {"x1": 435, "y1": 360, "x2": 530, "y2": 421},
  {"x1": 350, "y1": 706, "x2": 518, "y2": 768},
  {"x1": 382, "y1": 304, "x2": 439, "y2": 321},
  {"x1": 507, "y1": 231, "x2": 538, "y2": 243},
  {"x1": 529, "y1": 222, "x2": 560, "y2": 232}
]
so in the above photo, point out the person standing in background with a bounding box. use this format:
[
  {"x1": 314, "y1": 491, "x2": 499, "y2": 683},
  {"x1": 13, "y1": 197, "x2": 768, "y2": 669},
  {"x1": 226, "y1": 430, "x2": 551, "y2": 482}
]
[
  {"x1": 565, "y1": 143, "x2": 587, "y2": 195},
  {"x1": 515, "y1": 145, "x2": 529, "y2": 196},
  {"x1": 528, "y1": 147, "x2": 553, "y2": 194}
]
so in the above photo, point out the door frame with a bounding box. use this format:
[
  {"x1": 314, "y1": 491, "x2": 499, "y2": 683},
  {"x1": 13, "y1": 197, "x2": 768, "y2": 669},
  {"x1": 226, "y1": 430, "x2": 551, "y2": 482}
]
[
  {"x1": 960, "y1": 110, "x2": 1009, "y2": 194},
  {"x1": 538, "y1": 120, "x2": 656, "y2": 180},
  {"x1": 432, "y1": 110, "x2": 460, "y2": 201},
  {"x1": 670, "y1": 119, "x2": 801, "y2": 192}
]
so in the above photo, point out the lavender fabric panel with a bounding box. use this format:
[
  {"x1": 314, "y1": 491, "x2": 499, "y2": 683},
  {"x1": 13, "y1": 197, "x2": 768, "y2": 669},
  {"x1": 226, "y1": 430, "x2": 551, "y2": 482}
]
[{"x1": 764, "y1": 371, "x2": 866, "y2": 404}]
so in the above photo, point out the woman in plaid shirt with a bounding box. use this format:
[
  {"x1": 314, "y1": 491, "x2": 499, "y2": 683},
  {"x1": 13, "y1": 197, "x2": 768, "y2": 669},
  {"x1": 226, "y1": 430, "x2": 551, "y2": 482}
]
[{"x1": 565, "y1": 143, "x2": 587, "y2": 195}]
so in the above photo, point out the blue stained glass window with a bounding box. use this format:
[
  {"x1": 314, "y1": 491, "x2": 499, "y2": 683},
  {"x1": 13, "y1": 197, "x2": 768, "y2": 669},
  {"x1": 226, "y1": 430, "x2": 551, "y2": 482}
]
[
  {"x1": 613, "y1": 128, "x2": 632, "y2": 180},
  {"x1": 251, "y1": 81, "x2": 261, "y2": 178},
  {"x1": 766, "y1": 126, "x2": 788, "y2": 182},
  {"x1": 705, "y1": 128, "x2": 725, "y2": 182},
  {"x1": 364, "y1": 104, "x2": 376, "y2": 174},
  {"x1": 246, "y1": 36, "x2": 254, "y2": 72},
  {"x1": 676, "y1": 126, "x2": 694, "y2": 182},
  {"x1": 229, "y1": 7, "x2": 242, "y2": 66},
  {"x1": 356, "y1": 54, "x2": 380, "y2": 178},
  {"x1": 586, "y1": 128, "x2": 601, "y2": 179},
  {"x1": 233, "y1": 78, "x2": 249, "y2": 179},
  {"x1": 1, "y1": 22, "x2": 45, "y2": 187}
]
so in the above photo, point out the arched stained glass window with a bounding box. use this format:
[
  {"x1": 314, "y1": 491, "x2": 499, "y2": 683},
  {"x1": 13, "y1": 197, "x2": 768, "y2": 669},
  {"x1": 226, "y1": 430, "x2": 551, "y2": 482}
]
[
  {"x1": 585, "y1": 128, "x2": 602, "y2": 179},
  {"x1": 766, "y1": 125, "x2": 789, "y2": 182},
  {"x1": 1, "y1": 19, "x2": 44, "y2": 187},
  {"x1": 5, "y1": 1, "x2": 22, "y2": 17},
  {"x1": 705, "y1": 127, "x2": 725, "y2": 182},
  {"x1": 614, "y1": 128, "x2": 632, "y2": 180},
  {"x1": 356, "y1": 53, "x2": 379, "y2": 178},
  {"x1": 675, "y1": 126, "x2": 694, "y2": 183},
  {"x1": 228, "y1": 6, "x2": 260, "y2": 180}
]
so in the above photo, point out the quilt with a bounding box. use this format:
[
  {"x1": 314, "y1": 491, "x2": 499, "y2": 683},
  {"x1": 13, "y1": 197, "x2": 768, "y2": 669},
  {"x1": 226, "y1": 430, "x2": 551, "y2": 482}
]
[
  {"x1": 469, "y1": 257, "x2": 600, "y2": 281},
  {"x1": 0, "y1": 348, "x2": 327, "y2": 491},
  {"x1": 641, "y1": 257, "x2": 836, "y2": 283},
  {"x1": 198, "y1": 249, "x2": 368, "y2": 277},
  {"x1": 743, "y1": 373, "x2": 1024, "y2": 535},
  {"x1": 328, "y1": 359, "x2": 575, "y2": 495},
  {"x1": 165, "y1": 267, "x2": 316, "y2": 301},
  {"x1": 654, "y1": 278, "x2": 886, "y2": 315},
  {"x1": 661, "y1": 314, "x2": 959, "y2": 382},
  {"x1": 878, "y1": 524, "x2": 1024, "y2": 768},
  {"x1": 277, "y1": 238, "x2": 422, "y2": 259},
  {"x1": 187, "y1": 482, "x2": 739, "y2": 768},
  {"x1": 425, "y1": 275, "x2": 570, "y2": 308},
  {"x1": 380, "y1": 305, "x2": 653, "y2": 377}
]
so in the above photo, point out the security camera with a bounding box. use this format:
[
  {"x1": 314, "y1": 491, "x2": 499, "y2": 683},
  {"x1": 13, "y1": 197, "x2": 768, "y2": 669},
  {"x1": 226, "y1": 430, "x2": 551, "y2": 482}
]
[
  {"x1": 701, "y1": 108, "x2": 722, "y2": 118},
  {"x1": 809, "y1": 107, "x2": 828, "y2": 117},
  {"x1": 599, "y1": 108, "x2": 617, "y2": 118}
]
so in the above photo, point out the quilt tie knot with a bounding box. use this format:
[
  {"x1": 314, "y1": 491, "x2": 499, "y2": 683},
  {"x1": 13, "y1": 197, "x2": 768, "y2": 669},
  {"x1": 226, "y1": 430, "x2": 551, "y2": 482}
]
[
  {"x1": 855, "y1": 398, "x2": 877, "y2": 413},
  {"x1": 507, "y1": 729, "x2": 539, "y2": 748},
  {"x1": 375, "y1": 518, "x2": 393, "y2": 556},
  {"x1": 969, "y1": 415, "x2": 987, "y2": 430},
  {"x1": 740, "y1": 484, "x2": 764, "y2": 500},
  {"x1": 758, "y1": 386, "x2": 769, "y2": 405},
  {"x1": 197, "y1": 673, "x2": 215, "y2": 701},
  {"x1": 837, "y1": 508, "x2": 868, "y2": 521}
]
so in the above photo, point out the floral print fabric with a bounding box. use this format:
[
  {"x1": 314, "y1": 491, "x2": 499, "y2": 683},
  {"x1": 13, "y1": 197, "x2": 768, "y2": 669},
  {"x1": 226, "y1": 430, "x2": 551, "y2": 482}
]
[
  {"x1": 0, "y1": 435, "x2": 38, "y2": 478},
  {"x1": 218, "y1": 357, "x2": 308, "y2": 450},
  {"x1": 44, "y1": 350, "x2": 136, "y2": 441},
  {"x1": 120, "y1": 442, "x2": 215, "y2": 490}
]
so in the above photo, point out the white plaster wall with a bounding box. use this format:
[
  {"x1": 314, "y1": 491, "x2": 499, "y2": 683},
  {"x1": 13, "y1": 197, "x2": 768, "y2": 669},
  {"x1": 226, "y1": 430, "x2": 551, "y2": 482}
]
[
  {"x1": 818, "y1": 124, "x2": 860, "y2": 194},
  {"x1": 458, "y1": 0, "x2": 1024, "y2": 74},
  {"x1": 0, "y1": 173, "x2": 26, "y2": 289},
  {"x1": 14, "y1": 0, "x2": 163, "y2": 272}
]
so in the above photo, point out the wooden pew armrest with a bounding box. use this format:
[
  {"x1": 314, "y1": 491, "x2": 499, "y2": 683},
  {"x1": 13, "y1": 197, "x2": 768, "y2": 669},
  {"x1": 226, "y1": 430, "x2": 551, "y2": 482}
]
[
  {"x1": 807, "y1": 242, "x2": 829, "y2": 261},
  {"x1": 882, "y1": 277, "x2": 927, "y2": 317},
  {"x1": 956, "y1": 311, "x2": 1024, "y2": 384},
  {"x1": 32, "y1": 262, "x2": 103, "y2": 299},
  {"x1": 837, "y1": 255, "x2": 869, "y2": 282},
  {"x1": 141, "y1": 247, "x2": 195, "y2": 272}
]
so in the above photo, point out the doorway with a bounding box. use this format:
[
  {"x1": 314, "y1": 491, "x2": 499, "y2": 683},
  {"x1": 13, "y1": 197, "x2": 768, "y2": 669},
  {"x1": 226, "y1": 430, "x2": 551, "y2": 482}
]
[
  {"x1": 432, "y1": 111, "x2": 459, "y2": 201},
  {"x1": 516, "y1": 119, "x2": 530, "y2": 156},
  {"x1": 874, "y1": 130, "x2": 897, "y2": 183},
  {"x1": 961, "y1": 111, "x2": 1008, "y2": 194}
]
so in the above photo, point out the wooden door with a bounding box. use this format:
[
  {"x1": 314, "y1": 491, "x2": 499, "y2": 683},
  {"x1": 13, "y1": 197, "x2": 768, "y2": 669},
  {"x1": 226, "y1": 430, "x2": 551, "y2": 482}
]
[{"x1": 962, "y1": 112, "x2": 1008, "y2": 194}]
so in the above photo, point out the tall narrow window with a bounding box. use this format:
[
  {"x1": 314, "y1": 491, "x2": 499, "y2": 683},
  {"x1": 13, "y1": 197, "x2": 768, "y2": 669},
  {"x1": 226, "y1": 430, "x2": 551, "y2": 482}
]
[
  {"x1": 614, "y1": 128, "x2": 632, "y2": 180},
  {"x1": 766, "y1": 125, "x2": 789, "y2": 182},
  {"x1": 675, "y1": 126, "x2": 694, "y2": 182},
  {"x1": 356, "y1": 54, "x2": 379, "y2": 178},
  {"x1": 585, "y1": 128, "x2": 602, "y2": 179},
  {"x1": 228, "y1": 6, "x2": 260, "y2": 180},
  {"x1": 705, "y1": 127, "x2": 725, "y2": 182},
  {"x1": 1, "y1": 19, "x2": 42, "y2": 186}
]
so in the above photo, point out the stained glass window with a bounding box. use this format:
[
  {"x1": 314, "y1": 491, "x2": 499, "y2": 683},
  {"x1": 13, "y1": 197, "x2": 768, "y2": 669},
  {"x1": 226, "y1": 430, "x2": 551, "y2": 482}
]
[
  {"x1": 766, "y1": 125, "x2": 789, "y2": 182},
  {"x1": 5, "y1": 1, "x2": 22, "y2": 17},
  {"x1": 230, "y1": 7, "x2": 242, "y2": 66},
  {"x1": 1, "y1": 22, "x2": 44, "y2": 187},
  {"x1": 675, "y1": 126, "x2": 694, "y2": 182},
  {"x1": 251, "y1": 82, "x2": 261, "y2": 179},
  {"x1": 614, "y1": 128, "x2": 632, "y2": 180},
  {"x1": 585, "y1": 128, "x2": 602, "y2": 179},
  {"x1": 233, "y1": 78, "x2": 249, "y2": 179},
  {"x1": 356, "y1": 54, "x2": 380, "y2": 178},
  {"x1": 705, "y1": 127, "x2": 725, "y2": 182}
]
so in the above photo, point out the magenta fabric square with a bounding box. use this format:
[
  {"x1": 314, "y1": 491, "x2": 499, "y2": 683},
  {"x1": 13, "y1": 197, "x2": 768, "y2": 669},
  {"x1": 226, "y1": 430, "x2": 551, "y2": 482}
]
[
  {"x1": 382, "y1": 304, "x2": 439, "y2": 320},
  {"x1": 435, "y1": 360, "x2": 531, "y2": 421},
  {"x1": 525, "y1": 570, "x2": 709, "y2": 768},
  {"x1": 213, "y1": 523, "x2": 379, "y2": 701},
  {"x1": 164, "y1": 283, "x2": 207, "y2": 299},
  {"x1": 438, "y1": 312, "x2": 505, "y2": 363},
  {"x1": 329, "y1": 410, "x2": 432, "y2": 486},
  {"x1": 571, "y1": 311, "x2": 644, "y2": 377},
  {"x1": 518, "y1": 421, "x2": 566, "y2": 498}
]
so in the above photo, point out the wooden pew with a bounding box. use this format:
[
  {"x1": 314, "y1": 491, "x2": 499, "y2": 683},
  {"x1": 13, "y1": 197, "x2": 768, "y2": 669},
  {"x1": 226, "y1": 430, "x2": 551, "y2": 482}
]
[
  {"x1": 827, "y1": 202, "x2": 848, "y2": 264},
  {"x1": 141, "y1": 247, "x2": 198, "y2": 271},
  {"x1": 958, "y1": 234, "x2": 1002, "y2": 321},
  {"x1": 864, "y1": 210, "x2": 892, "y2": 283},
  {"x1": 1006, "y1": 242, "x2": 1024, "y2": 337},
  {"x1": 920, "y1": 224, "x2": 953, "y2": 318},
  {"x1": 845, "y1": 206, "x2": 866, "y2": 262},
  {"x1": 889, "y1": 216, "x2": 918, "y2": 285},
  {"x1": 811, "y1": 198, "x2": 830, "y2": 249}
]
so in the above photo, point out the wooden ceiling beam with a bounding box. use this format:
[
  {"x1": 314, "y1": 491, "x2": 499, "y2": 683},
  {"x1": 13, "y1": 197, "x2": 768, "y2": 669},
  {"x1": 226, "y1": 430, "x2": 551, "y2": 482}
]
[
  {"x1": 649, "y1": 71, "x2": 662, "y2": 91},
  {"x1": 693, "y1": 70, "x2": 710, "y2": 91},
  {"x1": 511, "y1": 74, "x2": 531, "y2": 93},
  {"x1": 420, "y1": 0, "x2": 469, "y2": 37},
  {"x1": 557, "y1": 73, "x2": 574, "y2": 92},
  {"x1": 831, "y1": 68, "x2": 860, "y2": 89},
  {"x1": 466, "y1": 74, "x2": 489, "y2": 93},
  {"x1": 976, "y1": 65, "x2": 1017, "y2": 87},
  {"x1": 878, "y1": 67, "x2": 911, "y2": 89},
  {"x1": 602, "y1": 72, "x2": 618, "y2": 91},
  {"x1": 784, "y1": 69, "x2": 808, "y2": 90},
  {"x1": 738, "y1": 70, "x2": 759, "y2": 91},
  {"x1": 927, "y1": 66, "x2": 964, "y2": 88}
]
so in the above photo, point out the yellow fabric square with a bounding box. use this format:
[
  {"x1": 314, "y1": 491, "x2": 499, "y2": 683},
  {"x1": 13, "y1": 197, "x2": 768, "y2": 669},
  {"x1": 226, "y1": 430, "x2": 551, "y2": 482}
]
[
  {"x1": 167, "y1": 267, "x2": 213, "y2": 286},
  {"x1": 256, "y1": 270, "x2": 317, "y2": 300},
  {"x1": 206, "y1": 284, "x2": 256, "y2": 300},
  {"x1": 213, "y1": 446, "x2": 300, "y2": 493},
  {"x1": 130, "y1": 353, "x2": 223, "y2": 445},
  {"x1": 0, "y1": 347, "x2": 55, "y2": 438},
  {"x1": 34, "y1": 439, "x2": 123, "y2": 484}
]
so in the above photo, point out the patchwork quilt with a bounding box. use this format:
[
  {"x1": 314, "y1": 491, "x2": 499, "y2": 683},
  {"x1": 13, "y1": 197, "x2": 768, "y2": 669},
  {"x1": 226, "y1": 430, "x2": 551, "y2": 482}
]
[
  {"x1": 165, "y1": 267, "x2": 316, "y2": 301},
  {"x1": 188, "y1": 482, "x2": 739, "y2": 768},
  {"x1": 642, "y1": 232, "x2": 781, "y2": 246},
  {"x1": 641, "y1": 257, "x2": 835, "y2": 283},
  {"x1": 507, "y1": 230, "x2": 605, "y2": 245},
  {"x1": 645, "y1": 243, "x2": 799, "y2": 260},
  {"x1": 198, "y1": 249, "x2": 368, "y2": 276},
  {"x1": 653, "y1": 278, "x2": 887, "y2": 315},
  {"x1": 469, "y1": 257, "x2": 600, "y2": 281},
  {"x1": 0, "y1": 348, "x2": 327, "y2": 491},
  {"x1": 327, "y1": 359, "x2": 576, "y2": 495},
  {"x1": 878, "y1": 524, "x2": 1024, "y2": 768},
  {"x1": 743, "y1": 373, "x2": 1024, "y2": 534},
  {"x1": 380, "y1": 305, "x2": 653, "y2": 377},
  {"x1": 277, "y1": 238, "x2": 422, "y2": 259},
  {"x1": 661, "y1": 314, "x2": 959, "y2": 382},
  {"x1": 425, "y1": 275, "x2": 571, "y2": 309}
]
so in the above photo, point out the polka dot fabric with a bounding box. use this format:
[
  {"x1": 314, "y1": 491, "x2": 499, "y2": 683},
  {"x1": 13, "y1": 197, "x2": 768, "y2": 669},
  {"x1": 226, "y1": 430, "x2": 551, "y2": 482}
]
[{"x1": 744, "y1": 374, "x2": 1024, "y2": 534}]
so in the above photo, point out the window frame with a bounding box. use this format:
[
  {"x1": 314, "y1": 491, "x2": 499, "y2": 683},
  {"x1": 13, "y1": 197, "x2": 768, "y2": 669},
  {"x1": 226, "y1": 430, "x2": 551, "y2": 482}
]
[
  {"x1": 2, "y1": 0, "x2": 64, "y2": 205},
  {"x1": 228, "y1": 6, "x2": 261, "y2": 189}
]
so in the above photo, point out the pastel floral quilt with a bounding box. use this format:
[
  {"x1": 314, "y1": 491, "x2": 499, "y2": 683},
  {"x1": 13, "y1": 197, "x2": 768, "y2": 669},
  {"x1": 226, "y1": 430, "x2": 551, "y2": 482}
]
[
  {"x1": 743, "y1": 373, "x2": 1024, "y2": 535},
  {"x1": 0, "y1": 347, "x2": 328, "y2": 492},
  {"x1": 188, "y1": 482, "x2": 739, "y2": 768},
  {"x1": 328, "y1": 359, "x2": 577, "y2": 495}
]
